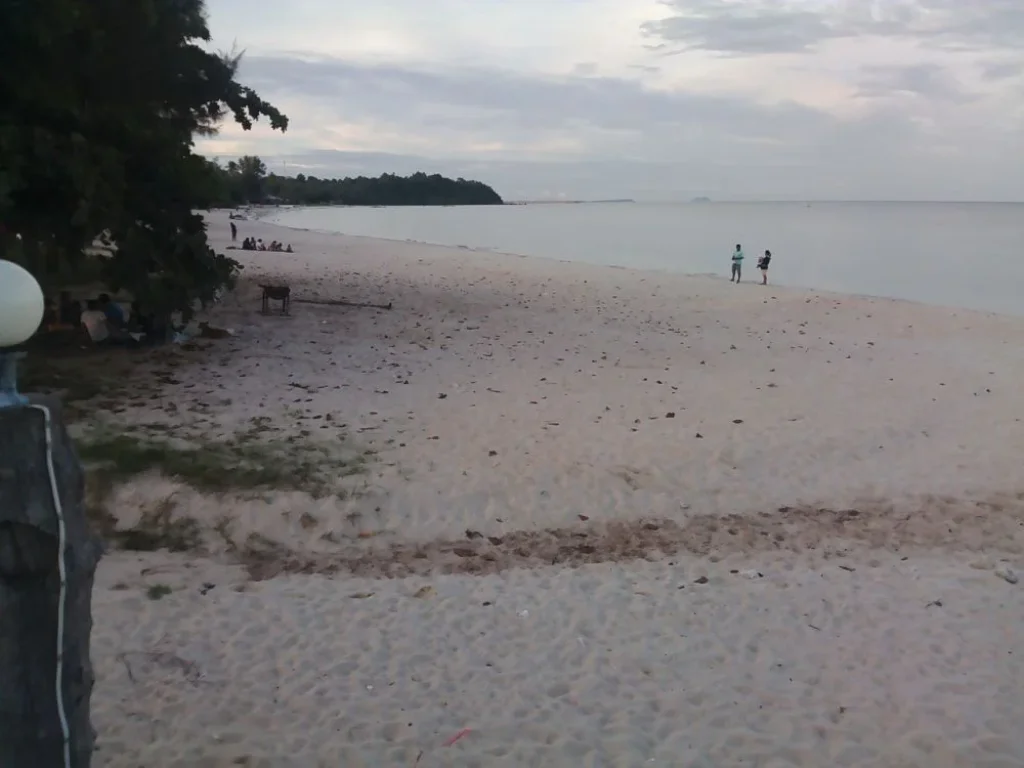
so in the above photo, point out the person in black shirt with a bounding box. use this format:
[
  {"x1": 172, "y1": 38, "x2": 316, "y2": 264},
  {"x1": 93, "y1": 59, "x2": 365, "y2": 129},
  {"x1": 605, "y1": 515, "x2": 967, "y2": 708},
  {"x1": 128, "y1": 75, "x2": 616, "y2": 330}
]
[{"x1": 757, "y1": 250, "x2": 772, "y2": 285}]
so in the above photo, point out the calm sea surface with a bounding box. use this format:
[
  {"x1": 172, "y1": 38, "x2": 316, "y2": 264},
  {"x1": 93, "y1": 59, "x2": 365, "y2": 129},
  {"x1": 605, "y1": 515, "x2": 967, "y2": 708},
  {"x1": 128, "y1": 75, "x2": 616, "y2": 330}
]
[{"x1": 267, "y1": 202, "x2": 1024, "y2": 316}]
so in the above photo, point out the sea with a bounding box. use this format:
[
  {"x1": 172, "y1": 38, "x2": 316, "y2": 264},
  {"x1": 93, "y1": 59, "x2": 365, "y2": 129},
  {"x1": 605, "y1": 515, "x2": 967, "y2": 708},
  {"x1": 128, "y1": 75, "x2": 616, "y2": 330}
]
[{"x1": 266, "y1": 202, "x2": 1024, "y2": 317}]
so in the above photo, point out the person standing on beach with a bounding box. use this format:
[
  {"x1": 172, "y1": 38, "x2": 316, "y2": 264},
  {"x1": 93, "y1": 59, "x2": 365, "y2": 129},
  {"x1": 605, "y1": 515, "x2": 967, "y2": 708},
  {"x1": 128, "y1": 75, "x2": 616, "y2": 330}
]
[
  {"x1": 731, "y1": 244, "x2": 744, "y2": 282},
  {"x1": 757, "y1": 249, "x2": 771, "y2": 285},
  {"x1": 230, "y1": 221, "x2": 237, "y2": 241}
]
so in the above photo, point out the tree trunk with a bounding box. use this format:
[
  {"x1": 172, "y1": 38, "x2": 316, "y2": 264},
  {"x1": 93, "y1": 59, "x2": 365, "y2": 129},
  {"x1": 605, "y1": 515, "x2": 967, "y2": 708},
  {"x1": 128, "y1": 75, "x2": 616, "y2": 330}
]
[{"x1": 0, "y1": 395, "x2": 102, "y2": 767}]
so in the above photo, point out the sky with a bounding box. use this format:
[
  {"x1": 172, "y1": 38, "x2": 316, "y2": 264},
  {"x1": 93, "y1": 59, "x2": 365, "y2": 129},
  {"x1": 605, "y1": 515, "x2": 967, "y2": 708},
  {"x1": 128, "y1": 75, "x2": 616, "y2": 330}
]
[{"x1": 198, "y1": 0, "x2": 1024, "y2": 201}]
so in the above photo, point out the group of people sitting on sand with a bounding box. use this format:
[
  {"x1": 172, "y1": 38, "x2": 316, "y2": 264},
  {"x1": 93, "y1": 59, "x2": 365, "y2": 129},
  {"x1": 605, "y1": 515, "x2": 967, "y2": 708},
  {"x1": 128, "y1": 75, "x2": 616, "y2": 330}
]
[
  {"x1": 44, "y1": 291, "x2": 166, "y2": 345},
  {"x1": 241, "y1": 237, "x2": 292, "y2": 253}
]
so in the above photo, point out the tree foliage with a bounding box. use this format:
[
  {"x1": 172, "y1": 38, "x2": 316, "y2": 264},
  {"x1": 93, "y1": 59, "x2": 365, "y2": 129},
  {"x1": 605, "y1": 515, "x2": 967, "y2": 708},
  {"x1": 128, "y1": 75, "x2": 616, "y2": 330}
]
[
  {"x1": 0, "y1": 0, "x2": 287, "y2": 317},
  {"x1": 223, "y1": 155, "x2": 269, "y2": 205},
  {"x1": 208, "y1": 158, "x2": 504, "y2": 207}
]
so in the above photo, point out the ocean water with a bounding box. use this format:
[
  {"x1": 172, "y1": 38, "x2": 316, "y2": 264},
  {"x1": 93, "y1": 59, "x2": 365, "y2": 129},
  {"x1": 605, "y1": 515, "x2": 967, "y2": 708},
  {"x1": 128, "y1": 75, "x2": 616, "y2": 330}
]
[{"x1": 267, "y1": 202, "x2": 1024, "y2": 316}]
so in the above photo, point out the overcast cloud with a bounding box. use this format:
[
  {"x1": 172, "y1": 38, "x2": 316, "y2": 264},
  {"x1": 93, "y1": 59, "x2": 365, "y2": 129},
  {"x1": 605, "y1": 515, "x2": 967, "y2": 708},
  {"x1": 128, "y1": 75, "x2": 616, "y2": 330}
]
[{"x1": 199, "y1": 0, "x2": 1024, "y2": 200}]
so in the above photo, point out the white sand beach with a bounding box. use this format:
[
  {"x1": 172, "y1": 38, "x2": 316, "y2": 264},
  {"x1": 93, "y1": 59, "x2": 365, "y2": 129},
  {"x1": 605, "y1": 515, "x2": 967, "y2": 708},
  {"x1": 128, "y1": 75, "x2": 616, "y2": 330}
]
[{"x1": 88, "y1": 211, "x2": 1024, "y2": 767}]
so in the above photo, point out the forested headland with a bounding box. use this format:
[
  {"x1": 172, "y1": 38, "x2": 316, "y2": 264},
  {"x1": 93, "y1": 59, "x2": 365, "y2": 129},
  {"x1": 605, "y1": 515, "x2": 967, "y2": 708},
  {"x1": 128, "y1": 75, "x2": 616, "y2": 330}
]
[{"x1": 209, "y1": 156, "x2": 503, "y2": 207}]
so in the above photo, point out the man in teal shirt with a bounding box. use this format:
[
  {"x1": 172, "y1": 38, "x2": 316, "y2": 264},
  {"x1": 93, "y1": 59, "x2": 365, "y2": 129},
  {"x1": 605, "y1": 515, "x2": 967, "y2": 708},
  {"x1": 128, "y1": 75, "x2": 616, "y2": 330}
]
[{"x1": 731, "y1": 244, "x2": 744, "y2": 283}]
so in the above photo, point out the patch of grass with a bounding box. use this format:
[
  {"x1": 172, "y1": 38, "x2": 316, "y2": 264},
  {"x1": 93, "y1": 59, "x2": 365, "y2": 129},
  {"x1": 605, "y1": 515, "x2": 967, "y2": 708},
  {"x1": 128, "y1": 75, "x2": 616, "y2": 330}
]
[
  {"x1": 146, "y1": 584, "x2": 173, "y2": 600},
  {"x1": 84, "y1": 470, "x2": 121, "y2": 538},
  {"x1": 20, "y1": 347, "x2": 171, "y2": 419},
  {"x1": 118, "y1": 501, "x2": 202, "y2": 553},
  {"x1": 84, "y1": 491, "x2": 201, "y2": 553},
  {"x1": 78, "y1": 426, "x2": 368, "y2": 553},
  {"x1": 77, "y1": 428, "x2": 366, "y2": 498}
]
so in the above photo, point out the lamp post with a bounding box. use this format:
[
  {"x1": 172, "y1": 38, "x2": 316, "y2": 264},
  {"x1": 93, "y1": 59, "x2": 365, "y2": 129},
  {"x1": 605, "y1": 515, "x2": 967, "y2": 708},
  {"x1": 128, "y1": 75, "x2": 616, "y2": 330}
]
[
  {"x1": 0, "y1": 259, "x2": 100, "y2": 767},
  {"x1": 0, "y1": 259, "x2": 45, "y2": 408}
]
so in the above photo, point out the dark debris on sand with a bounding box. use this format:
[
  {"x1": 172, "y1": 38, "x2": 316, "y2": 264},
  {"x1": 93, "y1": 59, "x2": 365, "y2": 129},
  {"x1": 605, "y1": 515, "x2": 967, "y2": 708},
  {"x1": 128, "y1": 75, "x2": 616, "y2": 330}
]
[{"x1": 239, "y1": 493, "x2": 1024, "y2": 580}]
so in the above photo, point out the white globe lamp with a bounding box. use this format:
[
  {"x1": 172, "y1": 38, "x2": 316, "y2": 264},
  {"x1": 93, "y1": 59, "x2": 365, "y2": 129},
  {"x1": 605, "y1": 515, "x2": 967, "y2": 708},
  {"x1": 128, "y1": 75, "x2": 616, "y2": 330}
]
[{"x1": 0, "y1": 259, "x2": 45, "y2": 408}]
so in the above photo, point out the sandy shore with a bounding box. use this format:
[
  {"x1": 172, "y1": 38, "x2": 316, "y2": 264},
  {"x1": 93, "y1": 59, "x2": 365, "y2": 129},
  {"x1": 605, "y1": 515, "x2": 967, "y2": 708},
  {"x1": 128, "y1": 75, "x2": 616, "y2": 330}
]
[{"x1": 87, "y1": 211, "x2": 1024, "y2": 766}]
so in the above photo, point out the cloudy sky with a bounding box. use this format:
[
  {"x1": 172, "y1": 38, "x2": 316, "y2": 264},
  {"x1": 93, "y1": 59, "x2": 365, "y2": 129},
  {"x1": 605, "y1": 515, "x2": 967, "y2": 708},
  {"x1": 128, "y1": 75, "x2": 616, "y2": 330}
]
[{"x1": 199, "y1": 0, "x2": 1024, "y2": 201}]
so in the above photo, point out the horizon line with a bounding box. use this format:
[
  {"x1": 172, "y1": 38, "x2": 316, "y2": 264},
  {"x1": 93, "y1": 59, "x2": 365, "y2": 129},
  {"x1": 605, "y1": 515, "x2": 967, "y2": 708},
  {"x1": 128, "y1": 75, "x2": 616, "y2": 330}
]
[{"x1": 508, "y1": 198, "x2": 1024, "y2": 205}]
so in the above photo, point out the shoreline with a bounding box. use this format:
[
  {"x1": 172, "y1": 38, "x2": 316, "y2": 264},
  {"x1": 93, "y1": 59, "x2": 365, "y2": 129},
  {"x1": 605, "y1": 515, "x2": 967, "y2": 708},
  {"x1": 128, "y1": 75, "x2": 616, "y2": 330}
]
[
  {"x1": 256, "y1": 206, "x2": 1022, "y2": 319},
  {"x1": 87, "y1": 210, "x2": 1024, "y2": 766},
  {"x1": 253, "y1": 209, "x2": 1013, "y2": 320}
]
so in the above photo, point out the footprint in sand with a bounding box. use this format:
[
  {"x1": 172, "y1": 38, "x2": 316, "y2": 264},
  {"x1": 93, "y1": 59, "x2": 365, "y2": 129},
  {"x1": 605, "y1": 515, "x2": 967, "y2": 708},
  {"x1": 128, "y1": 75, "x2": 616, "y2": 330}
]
[{"x1": 612, "y1": 466, "x2": 649, "y2": 491}]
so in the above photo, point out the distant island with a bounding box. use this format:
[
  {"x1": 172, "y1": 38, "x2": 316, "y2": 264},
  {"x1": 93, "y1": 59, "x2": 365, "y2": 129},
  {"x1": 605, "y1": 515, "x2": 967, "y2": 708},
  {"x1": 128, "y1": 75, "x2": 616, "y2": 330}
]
[
  {"x1": 690, "y1": 196, "x2": 712, "y2": 203},
  {"x1": 207, "y1": 156, "x2": 504, "y2": 207}
]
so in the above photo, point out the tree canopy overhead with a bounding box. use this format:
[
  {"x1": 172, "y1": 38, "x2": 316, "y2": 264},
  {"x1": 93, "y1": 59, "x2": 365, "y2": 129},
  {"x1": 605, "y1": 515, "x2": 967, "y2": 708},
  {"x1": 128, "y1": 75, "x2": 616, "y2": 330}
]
[
  {"x1": 0, "y1": 0, "x2": 287, "y2": 318},
  {"x1": 209, "y1": 157, "x2": 504, "y2": 207}
]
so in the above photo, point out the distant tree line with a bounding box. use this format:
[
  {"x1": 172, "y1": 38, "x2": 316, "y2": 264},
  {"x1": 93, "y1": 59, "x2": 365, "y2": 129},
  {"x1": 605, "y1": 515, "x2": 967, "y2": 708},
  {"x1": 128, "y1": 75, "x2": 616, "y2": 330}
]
[{"x1": 207, "y1": 156, "x2": 504, "y2": 207}]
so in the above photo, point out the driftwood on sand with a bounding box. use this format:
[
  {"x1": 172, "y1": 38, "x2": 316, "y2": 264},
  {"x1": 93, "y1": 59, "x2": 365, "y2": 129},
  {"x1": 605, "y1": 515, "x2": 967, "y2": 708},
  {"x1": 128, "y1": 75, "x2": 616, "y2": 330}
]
[{"x1": 292, "y1": 297, "x2": 393, "y2": 311}]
